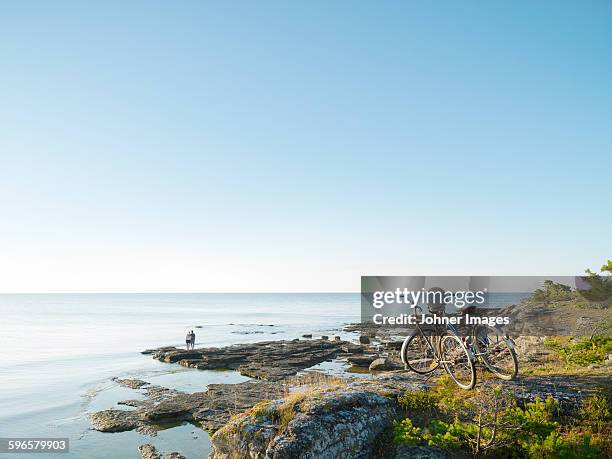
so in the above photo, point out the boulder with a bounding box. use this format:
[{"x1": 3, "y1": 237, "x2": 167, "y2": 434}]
[
  {"x1": 90, "y1": 410, "x2": 142, "y2": 433},
  {"x1": 139, "y1": 444, "x2": 160, "y2": 459},
  {"x1": 209, "y1": 375, "x2": 428, "y2": 459},
  {"x1": 384, "y1": 340, "x2": 404, "y2": 351},
  {"x1": 369, "y1": 358, "x2": 389, "y2": 372},
  {"x1": 359, "y1": 335, "x2": 371, "y2": 344},
  {"x1": 347, "y1": 354, "x2": 379, "y2": 367}
]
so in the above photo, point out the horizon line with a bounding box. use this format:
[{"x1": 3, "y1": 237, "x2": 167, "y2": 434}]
[{"x1": 0, "y1": 291, "x2": 362, "y2": 295}]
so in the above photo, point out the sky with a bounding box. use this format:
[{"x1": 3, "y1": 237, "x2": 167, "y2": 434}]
[{"x1": 0, "y1": 1, "x2": 610, "y2": 292}]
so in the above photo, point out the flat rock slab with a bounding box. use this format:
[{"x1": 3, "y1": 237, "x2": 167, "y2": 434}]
[
  {"x1": 209, "y1": 373, "x2": 432, "y2": 459},
  {"x1": 91, "y1": 380, "x2": 286, "y2": 435},
  {"x1": 113, "y1": 377, "x2": 151, "y2": 389},
  {"x1": 143, "y1": 339, "x2": 347, "y2": 381}
]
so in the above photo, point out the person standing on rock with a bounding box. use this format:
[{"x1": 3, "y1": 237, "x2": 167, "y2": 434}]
[
  {"x1": 186, "y1": 330, "x2": 192, "y2": 349},
  {"x1": 190, "y1": 330, "x2": 196, "y2": 349}
]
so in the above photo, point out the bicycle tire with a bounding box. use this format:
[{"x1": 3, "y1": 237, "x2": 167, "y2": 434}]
[
  {"x1": 401, "y1": 329, "x2": 440, "y2": 374},
  {"x1": 440, "y1": 334, "x2": 476, "y2": 390},
  {"x1": 473, "y1": 325, "x2": 518, "y2": 380}
]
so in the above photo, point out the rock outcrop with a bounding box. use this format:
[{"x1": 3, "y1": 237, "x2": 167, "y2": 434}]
[
  {"x1": 209, "y1": 375, "x2": 429, "y2": 459},
  {"x1": 369, "y1": 357, "x2": 402, "y2": 372},
  {"x1": 91, "y1": 379, "x2": 286, "y2": 435},
  {"x1": 143, "y1": 339, "x2": 347, "y2": 381}
]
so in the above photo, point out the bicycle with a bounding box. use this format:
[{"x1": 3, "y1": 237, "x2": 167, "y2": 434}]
[
  {"x1": 401, "y1": 307, "x2": 519, "y2": 388},
  {"x1": 400, "y1": 306, "x2": 477, "y2": 389}
]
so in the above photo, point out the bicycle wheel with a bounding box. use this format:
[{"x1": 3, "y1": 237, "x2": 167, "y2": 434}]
[
  {"x1": 401, "y1": 330, "x2": 440, "y2": 374},
  {"x1": 440, "y1": 334, "x2": 476, "y2": 389},
  {"x1": 473, "y1": 325, "x2": 518, "y2": 380}
]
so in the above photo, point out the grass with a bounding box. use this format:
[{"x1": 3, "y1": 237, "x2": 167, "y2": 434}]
[
  {"x1": 516, "y1": 334, "x2": 611, "y2": 377},
  {"x1": 213, "y1": 373, "x2": 349, "y2": 444},
  {"x1": 280, "y1": 371, "x2": 345, "y2": 397}
]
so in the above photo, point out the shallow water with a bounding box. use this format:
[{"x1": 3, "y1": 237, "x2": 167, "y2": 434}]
[{"x1": 0, "y1": 293, "x2": 359, "y2": 458}]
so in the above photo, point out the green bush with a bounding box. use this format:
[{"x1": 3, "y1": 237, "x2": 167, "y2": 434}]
[
  {"x1": 544, "y1": 336, "x2": 612, "y2": 366},
  {"x1": 392, "y1": 388, "x2": 600, "y2": 457},
  {"x1": 526, "y1": 431, "x2": 602, "y2": 459},
  {"x1": 579, "y1": 392, "x2": 610, "y2": 434},
  {"x1": 392, "y1": 418, "x2": 422, "y2": 446},
  {"x1": 579, "y1": 263, "x2": 612, "y2": 303},
  {"x1": 398, "y1": 390, "x2": 438, "y2": 411},
  {"x1": 532, "y1": 280, "x2": 575, "y2": 303},
  {"x1": 423, "y1": 418, "x2": 479, "y2": 451},
  {"x1": 502, "y1": 397, "x2": 559, "y2": 446}
]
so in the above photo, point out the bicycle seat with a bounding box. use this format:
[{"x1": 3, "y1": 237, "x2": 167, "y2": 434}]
[{"x1": 460, "y1": 305, "x2": 477, "y2": 315}]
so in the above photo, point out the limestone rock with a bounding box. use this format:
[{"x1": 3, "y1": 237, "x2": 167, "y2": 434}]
[
  {"x1": 146, "y1": 339, "x2": 347, "y2": 381},
  {"x1": 113, "y1": 378, "x2": 150, "y2": 389},
  {"x1": 139, "y1": 444, "x2": 160, "y2": 459},
  {"x1": 91, "y1": 381, "x2": 285, "y2": 435},
  {"x1": 347, "y1": 354, "x2": 379, "y2": 368},
  {"x1": 341, "y1": 343, "x2": 363, "y2": 354},
  {"x1": 209, "y1": 374, "x2": 428, "y2": 459},
  {"x1": 369, "y1": 357, "x2": 390, "y2": 372}
]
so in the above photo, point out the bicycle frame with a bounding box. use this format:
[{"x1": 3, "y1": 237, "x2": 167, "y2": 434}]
[{"x1": 405, "y1": 306, "x2": 475, "y2": 365}]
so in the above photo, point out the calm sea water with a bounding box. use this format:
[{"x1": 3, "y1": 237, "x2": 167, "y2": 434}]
[{"x1": 0, "y1": 293, "x2": 359, "y2": 459}]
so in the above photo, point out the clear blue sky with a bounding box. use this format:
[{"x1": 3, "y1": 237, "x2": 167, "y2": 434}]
[{"x1": 0, "y1": 1, "x2": 610, "y2": 292}]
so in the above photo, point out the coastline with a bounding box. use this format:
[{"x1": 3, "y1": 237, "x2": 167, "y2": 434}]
[
  {"x1": 92, "y1": 330, "x2": 611, "y2": 457},
  {"x1": 0, "y1": 293, "x2": 359, "y2": 459},
  {"x1": 88, "y1": 289, "x2": 611, "y2": 458},
  {"x1": 3, "y1": 292, "x2": 609, "y2": 458}
]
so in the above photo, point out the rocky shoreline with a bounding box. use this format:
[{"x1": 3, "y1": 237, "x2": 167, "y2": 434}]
[
  {"x1": 90, "y1": 328, "x2": 610, "y2": 459},
  {"x1": 91, "y1": 337, "x2": 392, "y2": 436},
  {"x1": 142, "y1": 338, "x2": 351, "y2": 380}
]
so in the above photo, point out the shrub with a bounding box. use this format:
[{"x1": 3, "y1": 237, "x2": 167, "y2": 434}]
[
  {"x1": 398, "y1": 390, "x2": 438, "y2": 411},
  {"x1": 423, "y1": 418, "x2": 478, "y2": 451},
  {"x1": 501, "y1": 397, "x2": 559, "y2": 446},
  {"x1": 532, "y1": 280, "x2": 575, "y2": 303},
  {"x1": 544, "y1": 335, "x2": 612, "y2": 366},
  {"x1": 392, "y1": 418, "x2": 422, "y2": 446},
  {"x1": 526, "y1": 430, "x2": 602, "y2": 459},
  {"x1": 579, "y1": 392, "x2": 610, "y2": 434}
]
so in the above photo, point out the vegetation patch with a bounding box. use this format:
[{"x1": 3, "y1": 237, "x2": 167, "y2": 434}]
[
  {"x1": 543, "y1": 335, "x2": 612, "y2": 367},
  {"x1": 392, "y1": 377, "x2": 610, "y2": 458}
]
